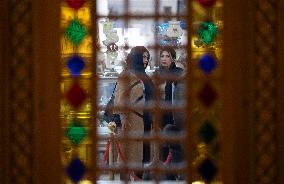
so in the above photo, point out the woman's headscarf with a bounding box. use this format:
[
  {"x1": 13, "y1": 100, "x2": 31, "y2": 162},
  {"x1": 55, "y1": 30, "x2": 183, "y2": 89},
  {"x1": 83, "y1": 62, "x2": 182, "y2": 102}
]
[
  {"x1": 126, "y1": 46, "x2": 153, "y2": 100},
  {"x1": 126, "y1": 46, "x2": 150, "y2": 74}
]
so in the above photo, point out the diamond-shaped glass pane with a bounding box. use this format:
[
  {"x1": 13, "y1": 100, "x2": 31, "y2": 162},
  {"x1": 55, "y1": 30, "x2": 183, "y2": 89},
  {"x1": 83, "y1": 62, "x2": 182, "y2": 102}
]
[
  {"x1": 198, "y1": 120, "x2": 217, "y2": 143},
  {"x1": 65, "y1": 19, "x2": 87, "y2": 46},
  {"x1": 65, "y1": 83, "x2": 86, "y2": 109},
  {"x1": 198, "y1": 0, "x2": 217, "y2": 7},
  {"x1": 66, "y1": 0, "x2": 86, "y2": 10},
  {"x1": 66, "y1": 158, "x2": 85, "y2": 183},
  {"x1": 198, "y1": 54, "x2": 217, "y2": 75},
  {"x1": 66, "y1": 121, "x2": 87, "y2": 145},
  {"x1": 67, "y1": 55, "x2": 85, "y2": 76},
  {"x1": 198, "y1": 158, "x2": 218, "y2": 182},
  {"x1": 198, "y1": 83, "x2": 217, "y2": 107},
  {"x1": 198, "y1": 21, "x2": 218, "y2": 45}
]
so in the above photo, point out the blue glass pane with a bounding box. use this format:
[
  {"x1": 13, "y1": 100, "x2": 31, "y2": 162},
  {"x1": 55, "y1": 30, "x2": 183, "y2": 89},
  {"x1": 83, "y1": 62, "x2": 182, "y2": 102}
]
[
  {"x1": 198, "y1": 54, "x2": 217, "y2": 75},
  {"x1": 67, "y1": 55, "x2": 85, "y2": 76},
  {"x1": 66, "y1": 157, "x2": 86, "y2": 183}
]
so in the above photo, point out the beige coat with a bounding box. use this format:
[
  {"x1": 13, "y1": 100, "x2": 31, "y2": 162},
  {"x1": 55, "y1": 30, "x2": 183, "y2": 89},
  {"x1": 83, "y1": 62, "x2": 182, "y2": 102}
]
[{"x1": 113, "y1": 71, "x2": 145, "y2": 166}]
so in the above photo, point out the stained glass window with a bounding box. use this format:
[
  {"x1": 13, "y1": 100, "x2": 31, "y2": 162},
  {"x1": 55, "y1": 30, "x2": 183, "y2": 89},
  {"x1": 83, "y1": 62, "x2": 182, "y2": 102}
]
[{"x1": 59, "y1": 0, "x2": 223, "y2": 183}]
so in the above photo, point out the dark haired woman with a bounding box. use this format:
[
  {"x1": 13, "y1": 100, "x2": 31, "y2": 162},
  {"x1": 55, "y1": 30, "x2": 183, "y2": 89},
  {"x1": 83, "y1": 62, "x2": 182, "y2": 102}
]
[
  {"x1": 157, "y1": 46, "x2": 184, "y2": 130},
  {"x1": 113, "y1": 46, "x2": 154, "y2": 179},
  {"x1": 157, "y1": 46, "x2": 185, "y2": 180}
]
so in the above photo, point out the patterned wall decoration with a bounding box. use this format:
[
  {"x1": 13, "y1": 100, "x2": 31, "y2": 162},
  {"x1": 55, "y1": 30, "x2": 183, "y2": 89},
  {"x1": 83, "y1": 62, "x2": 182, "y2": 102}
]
[
  {"x1": 254, "y1": 0, "x2": 278, "y2": 183},
  {"x1": 60, "y1": 1, "x2": 92, "y2": 183},
  {"x1": 191, "y1": 0, "x2": 223, "y2": 182},
  {"x1": 7, "y1": 0, "x2": 34, "y2": 183}
]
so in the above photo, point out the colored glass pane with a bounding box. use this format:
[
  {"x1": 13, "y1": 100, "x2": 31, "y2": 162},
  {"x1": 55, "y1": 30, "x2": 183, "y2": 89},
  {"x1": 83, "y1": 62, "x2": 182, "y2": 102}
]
[
  {"x1": 66, "y1": 0, "x2": 86, "y2": 10},
  {"x1": 198, "y1": 83, "x2": 217, "y2": 107},
  {"x1": 198, "y1": 0, "x2": 217, "y2": 7},
  {"x1": 198, "y1": 158, "x2": 218, "y2": 182},
  {"x1": 198, "y1": 120, "x2": 217, "y2": 143},
  {"x1": 65, "y1": 83, "x2": 87, "y2": 109},
  {"x1": 65, "y1": 19, "x2": 87, "y2": 46},
  {"x1": 198, "y1": 21, "x2": 218, "y2": 45},
  {"x1": 66, "y1": 121, "x2": 87, "y2": 145},
  {"x1": 67, "y1": 55, "x2": 85, "y2": 76},
  {"x1": 66, "y1": 157, "x2": 86, "y2": 183},
  {"x1": 198, "y1": 54, "x2": 217, "y2": 75}
]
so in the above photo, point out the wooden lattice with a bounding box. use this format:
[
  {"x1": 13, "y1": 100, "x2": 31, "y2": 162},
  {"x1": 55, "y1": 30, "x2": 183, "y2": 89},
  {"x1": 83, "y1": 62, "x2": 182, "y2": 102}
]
[
  {"x1": 254, "y1": 0, "x2": 278, "y2": 183},
  {"x1": 8, "y1": 0, "x2": 34, "y2": 183}
]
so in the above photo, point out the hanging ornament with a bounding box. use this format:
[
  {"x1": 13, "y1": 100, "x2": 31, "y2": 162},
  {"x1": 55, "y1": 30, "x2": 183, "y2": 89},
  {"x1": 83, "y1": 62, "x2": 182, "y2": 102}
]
[
  {"x1": 198, "y1": 0, "x2": 217, "y2": 7},
  {"x1": 66, "y1": 0, "x2": 86, "y2": 10},
  {"x1": 106, "y1": 50, "x2": 118, "y2": 64}
]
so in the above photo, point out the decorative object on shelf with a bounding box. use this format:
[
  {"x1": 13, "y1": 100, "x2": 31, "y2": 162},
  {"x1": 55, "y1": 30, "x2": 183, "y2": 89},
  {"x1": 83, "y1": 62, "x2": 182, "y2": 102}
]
[
  {"x1": 198, "y1": 21, "x2": 218, "y2": 45},
  {"x1": 103, "y1": 30, "x2": 119, "y2": 47},
  {"x1": 106, "y1": 50, "x2": 118, "y2": 65},
  {"x1": 101, "y1": 19, "x2": 119, "y2": 66},
  {"x1": 180, "y1": 20, "x2": 187, "y2": 30},
  {"x1": 166, "y1": 21, "x2": 183, "y2": 38},
  {"x1": 106, "y1": 43, "x2": 119, "y2": 52},
  {"x1": 66, "y1": 0, "x2": 86, "y2": 10},
  {"x1": 107, "y1": 121, "x2": 117, "y2": 134},
  {"x1": 102, "y1": 19, "x2": 114, "y2": 34},
  {"x1": 197, "y1": 0, "x2": 217, "y2": 7},
  {"x1": 157, "y1": 21, "x2": 184, "y2": 47}
]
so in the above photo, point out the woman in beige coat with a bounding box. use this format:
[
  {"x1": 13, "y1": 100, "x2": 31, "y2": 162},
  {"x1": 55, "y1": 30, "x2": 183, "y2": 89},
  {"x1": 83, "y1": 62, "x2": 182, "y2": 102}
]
[{"x1": 113, "y1": 46, "x2": 154, "y2": 179}]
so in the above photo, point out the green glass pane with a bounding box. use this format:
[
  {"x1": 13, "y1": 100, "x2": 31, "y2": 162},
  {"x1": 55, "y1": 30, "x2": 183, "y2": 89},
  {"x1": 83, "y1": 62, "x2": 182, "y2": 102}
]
[
  {"x1": 198, "y1": 120, "x2": 217, "y2": 144},
  {"x1": 66, "y1": 121, "x2": 87, "y2": 145},
  {"x1": 198, "y1": 21, "x2": 218, "y2": 45},
  {"x1": 65, "y1": 19, "x2": 87, "y2": 46}
]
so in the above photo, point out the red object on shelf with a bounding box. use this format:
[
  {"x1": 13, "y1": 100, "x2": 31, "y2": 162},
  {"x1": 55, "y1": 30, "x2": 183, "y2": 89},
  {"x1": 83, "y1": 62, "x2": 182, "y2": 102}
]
[
  {"x1": 198, "y1": 0, "x2": 217, "y2": 7},
  {"x1": 66, "y1": 0, "x2": 86, "y2": 10}
]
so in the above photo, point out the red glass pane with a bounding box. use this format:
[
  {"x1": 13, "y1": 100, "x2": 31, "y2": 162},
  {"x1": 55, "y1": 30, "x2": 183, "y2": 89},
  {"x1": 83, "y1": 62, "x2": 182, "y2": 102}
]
[{"x1": 66, "y1": 0, "x2": 86, "y2": 10}]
